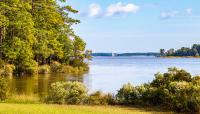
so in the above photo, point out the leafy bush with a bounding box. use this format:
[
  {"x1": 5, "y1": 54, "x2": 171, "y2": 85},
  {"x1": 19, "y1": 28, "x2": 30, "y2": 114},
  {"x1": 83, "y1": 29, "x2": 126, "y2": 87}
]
[
  {"x1": 46, "y1": 81, "x2": 87, "y2": 104},
  {"x1": 2, "y1": 64, "x2": 15, "y2": 76},
  {"x1": 0, "y1": 60, "x2": 15, "y2": 76},
  {"x1": 86, "y1": 91, "x2": 115, "y2": 105},
  {"x1": 60, "y1": 65, "x2": 74, "y2": 73},
  {"x1": 50, "y1": 61, "x2": 89, "y2": 74},
  {"x1": 168, "y1": 82, "x2": 200, "y2": 112},
  {"x1": 38, "y1": 65, "x2": 50, "y2": 74},
  {"x1": 0, "y1": 78, "x2": 9, "y2": 100},
  {"x1": 116, "y1": 68, "x2": 200, "y2": 113},
  {"x1": 142, "y1": 87, "x2": 170, "y2": 106},
  {"x1": 116, "y1": 83, "x2": 138, "y2": 105},
  {"x1": 64, "y1": 82, "x2": 87, "y2": 104},
  {"x1": 192, "y1": 76, "x2": 200, "y2": 85},
  {"x1": 45, "y1": 82, "x2": 67, "y2": 104},
  {"x1": 50, "y1": 61, "x2": 62, "y2": 73},
  {"x1": 0, "y1": 64, "x2": 15, "y2": 76}
]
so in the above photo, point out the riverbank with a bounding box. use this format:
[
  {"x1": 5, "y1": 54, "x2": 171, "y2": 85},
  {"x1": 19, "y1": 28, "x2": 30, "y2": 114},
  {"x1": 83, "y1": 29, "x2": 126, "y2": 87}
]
[{"x1": 0, "y1": 103, "x2": 173, "y2": 114}]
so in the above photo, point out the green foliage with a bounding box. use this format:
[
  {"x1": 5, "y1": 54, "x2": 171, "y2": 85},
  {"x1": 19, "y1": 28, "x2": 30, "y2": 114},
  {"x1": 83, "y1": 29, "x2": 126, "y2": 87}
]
[
  {"x1": 151, "y1": 67, "x2": 192, "y2": 87},
  {"x1": 168, "y1": 81, "x2": 200, "y2": 112},
  {"x1": 50, "y1": 61, "x2": 62, "y2": 73},
  {"x1": 160, "y1": 44, "x2": 200, "y2": 57},
  {"x1": 0, "y1": 64, "x2": 15, "y2": 76},
  {"x1": 86, "y1": 91, "x2": 115, "y2": 105},
  {"x1": 0, "y1": 0, "x2": 89, "y2": 75},
  {"x1": 38, "y1": 65, "x2": 50, "y2": 74},
  {"x1": 46, "y1": 82, "x2": 67, "y2": 104},
  {"x1": 0, "y1": 60, "x2": 15, "y2": 76},
  {"x1": 46, "y1": 81, "x2": 87, "y2": 104},
  {"x1": 116, "y1": 83, "x2": 138, "y2": 105},
  {"x1": 64, "y1": 82, "x2": 87, "y2": 104},
  {"x1": 116, "y1": 68, "x2": 200, "y2": 113},
  {"x1": 0, "y1": 78, "x2": 9, "y2": 100},
  {"x1": 50, "y1": 61, "x2": 89, "y2": 74}
]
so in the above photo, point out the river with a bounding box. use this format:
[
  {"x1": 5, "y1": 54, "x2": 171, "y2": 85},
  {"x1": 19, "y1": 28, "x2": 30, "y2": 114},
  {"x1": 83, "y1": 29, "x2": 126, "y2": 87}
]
[{"x1": 8, "y1": 56, "x2": 200, "y2": 95}]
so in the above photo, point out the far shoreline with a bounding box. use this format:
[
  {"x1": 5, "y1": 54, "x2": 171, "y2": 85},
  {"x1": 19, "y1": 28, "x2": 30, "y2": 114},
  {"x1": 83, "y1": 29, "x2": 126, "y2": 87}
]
[{"x1": 158, "y1": 56, "x2": 200, "y2": 58}]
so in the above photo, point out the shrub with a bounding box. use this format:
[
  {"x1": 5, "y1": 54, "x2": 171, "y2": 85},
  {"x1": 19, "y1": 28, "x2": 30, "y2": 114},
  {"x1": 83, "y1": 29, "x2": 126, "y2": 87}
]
[
  {"x1": 60, "y1": 65, "x2": 74, "y2": 73},
  {"x1": 116, "y1": 68, "x2": 200, "y2": 113},
  {"x1": 192, "y1": 76, "x2": 200, "y2": 85},
  {"x1": 45, "y1": 82, "x2": 67, "y2": 104},
  {"x1": 50, "y1": 61, "x2": 62, "y2": 73},
  {"x1": 151, "y1": 67, "x2": 192, "y2": 88},
  {"x1": 116, "y1": 83, "x2": 139, "y2": 105},
  {"x1": 55, "y1": 64, "x2": 89, "y2": 74},
  {"x1": 169, "y1": 82, "x2": 200, "y2": 112},
  {"x1": 38, "y1": 65, "x2": 50, "y2": 74},
  {"x1": 86, "y1": 91, "x2": 115, "y2": 105},
  {"x1": 142, "y1": 87, "x2": 170, "y2": 106},
  {"x1": 0, "y1": 77, "x2": 9, "y2": 100},
  {"x1": 15, "y1": 59, "x2": 38, "y2": 75},
  {"x1": 69, "y1": 59, "x2": 89, "y2": 71},
  {"x1": 64, "y1": 81, "x2": 87, "y2": 104},
  {"x1": 46, "y1": 81, "x2": 87, "y2": 104},
  {"x1": 0, "y1": 60, "x2": 15, "y2": 76},
  {"x1": 0, "y1": 64, "x2": 15, "y2": 76}
]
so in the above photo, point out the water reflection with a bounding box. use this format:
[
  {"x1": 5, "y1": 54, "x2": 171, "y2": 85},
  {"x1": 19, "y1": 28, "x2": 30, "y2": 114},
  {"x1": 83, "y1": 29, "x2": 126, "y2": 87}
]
[{"x1": 8, "y1": 74, "x2": 84, "y2": 96}]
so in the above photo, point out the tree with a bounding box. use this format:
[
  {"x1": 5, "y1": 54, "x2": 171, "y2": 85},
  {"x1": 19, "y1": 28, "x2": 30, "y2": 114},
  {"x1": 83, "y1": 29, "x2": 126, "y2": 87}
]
[
  {"x1": 0, "y1": 0, "x2": 88, "y2": 74},
  {"x1": 160, "y1": 49, "x2": 165, "y2": 56}
]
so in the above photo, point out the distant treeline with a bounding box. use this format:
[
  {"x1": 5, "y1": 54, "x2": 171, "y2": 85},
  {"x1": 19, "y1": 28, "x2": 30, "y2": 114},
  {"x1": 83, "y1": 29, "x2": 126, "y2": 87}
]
[
  {"x1": 160, "y1": 44, "x2": 200, "y2": 57},
  {"x1": 92, "y1": 53, "x2": 159, "y2": 57}
]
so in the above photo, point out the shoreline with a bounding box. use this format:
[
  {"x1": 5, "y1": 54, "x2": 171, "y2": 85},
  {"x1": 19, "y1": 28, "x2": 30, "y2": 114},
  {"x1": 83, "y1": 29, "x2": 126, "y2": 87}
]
[{"x1": 158, "y1": 56, "x2": 200, "y2": 58}]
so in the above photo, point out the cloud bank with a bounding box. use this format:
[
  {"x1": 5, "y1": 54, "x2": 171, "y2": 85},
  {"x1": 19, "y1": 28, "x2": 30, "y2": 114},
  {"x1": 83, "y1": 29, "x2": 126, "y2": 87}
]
[
  {"x1": 106, "y1": 2, "x2": 140, "y2": 16},
  {"x1": 85, "y1": 3, "x2": 193, "y2": 19},
  {"x1": 85, "y1": 2, "x2": 140, "y2": 17}
]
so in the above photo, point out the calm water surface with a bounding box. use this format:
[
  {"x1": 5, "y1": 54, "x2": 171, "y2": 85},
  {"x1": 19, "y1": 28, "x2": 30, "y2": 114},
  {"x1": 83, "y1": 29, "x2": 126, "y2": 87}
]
[{"x1": 8, "y1": 56, "x2": 200, "y2": 95}]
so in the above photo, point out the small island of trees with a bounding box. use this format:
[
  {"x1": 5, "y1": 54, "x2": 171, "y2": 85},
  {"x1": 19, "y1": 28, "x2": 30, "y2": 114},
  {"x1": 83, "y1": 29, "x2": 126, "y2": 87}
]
[{"x1": 160, "y1": 44, "x2": 200, "y2": 57}]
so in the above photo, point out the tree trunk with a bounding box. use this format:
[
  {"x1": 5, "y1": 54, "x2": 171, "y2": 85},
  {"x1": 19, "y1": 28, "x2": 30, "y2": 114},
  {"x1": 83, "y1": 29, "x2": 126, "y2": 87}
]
[
  {"x1": 0, "y1": 27, "x2": 3, "y2": 58},
  {"x1": 32, "y1": 0, "x2": 35, "y2": 14},
  {"x1": 0, "y1": 27, "x2": 3, "y2": 46}
]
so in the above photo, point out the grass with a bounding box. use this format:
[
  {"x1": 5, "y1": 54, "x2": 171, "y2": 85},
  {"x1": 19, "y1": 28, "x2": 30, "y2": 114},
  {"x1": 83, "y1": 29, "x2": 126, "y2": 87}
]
[
  {"x1": 0, "y1": 103, "x2": 174, "y2": 114},
  {"x1": 0, "y1": 95, "x2": 175, "y2": 114},
  {"x1": 3, "y1": 94, "x2": 40, "y2": 104}
]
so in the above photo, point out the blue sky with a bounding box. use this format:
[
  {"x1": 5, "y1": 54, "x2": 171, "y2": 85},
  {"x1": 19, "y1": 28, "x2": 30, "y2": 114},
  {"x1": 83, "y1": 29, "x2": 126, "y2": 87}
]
[{"x1": 64, "y1": 0, "x2": 200, "y2": 52}]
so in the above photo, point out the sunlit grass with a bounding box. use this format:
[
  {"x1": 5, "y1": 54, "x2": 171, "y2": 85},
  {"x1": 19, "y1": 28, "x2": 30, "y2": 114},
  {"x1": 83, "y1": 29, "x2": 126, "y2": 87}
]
[
  {"x1": 0, "y1": 103, "x2": 174, "y2": 114},
  {"x1": 3, "y1": 94, "x2": 40, "y2": 104},
  {"x1": 0, "y1": 95, "x2": 174, "y2": 114}
]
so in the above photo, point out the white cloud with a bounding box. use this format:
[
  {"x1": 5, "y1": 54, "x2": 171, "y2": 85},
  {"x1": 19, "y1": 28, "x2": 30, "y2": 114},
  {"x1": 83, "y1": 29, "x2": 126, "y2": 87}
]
[
  {"x1": 106, "y1": 2, "x2": 140, "y2": 16},
  {"x1": 186, "y1": 8, "x2": 192, "y2": 15},
  {"x1": 160, "y1": 11, "x2": 179, "y2": 19},
  {"x1": 88, "y1": 3, "x2": 101, "y2": 17}
]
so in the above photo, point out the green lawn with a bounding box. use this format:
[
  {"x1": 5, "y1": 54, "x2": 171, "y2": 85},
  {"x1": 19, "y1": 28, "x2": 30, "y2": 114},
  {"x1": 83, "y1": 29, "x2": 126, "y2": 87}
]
[{"x1": 0, "y1": 103, "x2": 174, "y2": 114}]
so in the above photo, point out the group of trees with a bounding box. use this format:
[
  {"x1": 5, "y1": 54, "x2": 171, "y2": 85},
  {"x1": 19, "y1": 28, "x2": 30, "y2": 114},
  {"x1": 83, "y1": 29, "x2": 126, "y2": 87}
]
[
  {"x1": 0, "y1": 0, "x2": 90, "y2": 74},
  {"x1": 160, "y1": 44, "x2": 200, "y2": 57}
]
